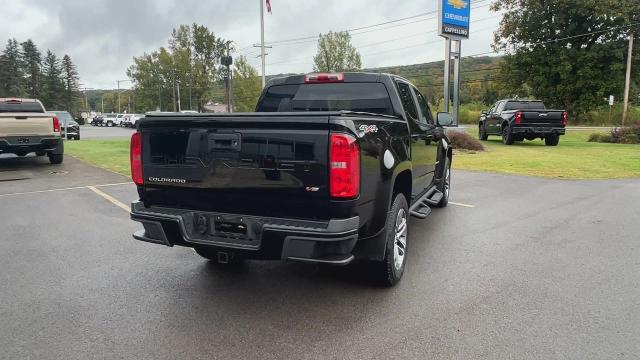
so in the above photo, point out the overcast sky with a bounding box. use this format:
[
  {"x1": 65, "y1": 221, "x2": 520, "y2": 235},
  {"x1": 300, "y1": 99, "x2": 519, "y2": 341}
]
[{"x1": 0, "y1": 0, "x2": 502, "y2": 89}]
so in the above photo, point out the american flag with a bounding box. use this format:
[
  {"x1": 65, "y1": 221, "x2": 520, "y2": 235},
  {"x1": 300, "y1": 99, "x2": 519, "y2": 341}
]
[{"x1": 266, "y1": 0, "x2": 272, "y2": 13}]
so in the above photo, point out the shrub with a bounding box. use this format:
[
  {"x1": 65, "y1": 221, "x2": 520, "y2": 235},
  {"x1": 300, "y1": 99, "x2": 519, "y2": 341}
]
[
  {"x1": 587, "y1": 133, "x2": 601, "y2": 142},
  {"x1": 590, "y1": 125, "x2": 640, "y2": 144},
  {"x1": 447, "y1": 130, "x2": 485, "y2": 151}
]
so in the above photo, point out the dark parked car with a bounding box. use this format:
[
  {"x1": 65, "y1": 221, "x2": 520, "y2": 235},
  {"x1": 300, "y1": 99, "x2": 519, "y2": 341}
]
[
  {"x1": 129, "y1": 72, "x2": 454, "y2": 285},
  {"x1": 478, "y1": 99, "x2": 566, "y2": 145},
  {"x1": 90, "y1": 115, "x2": 104, "y2": 126},
  {"x1": 51, "y1": 111, "x2": 80, "y2": 140}
]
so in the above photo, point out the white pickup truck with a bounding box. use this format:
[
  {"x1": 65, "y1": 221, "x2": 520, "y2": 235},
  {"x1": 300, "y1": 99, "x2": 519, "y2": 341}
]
[{"x1": 0, "y1": 98, "x2": 64, "y2": 164}]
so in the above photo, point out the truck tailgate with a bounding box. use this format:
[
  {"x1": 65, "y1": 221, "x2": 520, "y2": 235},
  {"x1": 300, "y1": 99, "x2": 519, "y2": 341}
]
[
  {"x1": 521, "y1": 110, "x2": 563, "y2": 126},
  {"x1": 139, "y1": 115, "x2": 332, "y2": 219},
  {"x1": 0, "y1": 113, "x2": 55, "y2": 136}
]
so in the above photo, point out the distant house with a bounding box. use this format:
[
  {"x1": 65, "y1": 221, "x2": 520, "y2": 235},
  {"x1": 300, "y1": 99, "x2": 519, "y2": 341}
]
[{"x1": 203, "y1": 102, "x2": 233, "y2": 113}]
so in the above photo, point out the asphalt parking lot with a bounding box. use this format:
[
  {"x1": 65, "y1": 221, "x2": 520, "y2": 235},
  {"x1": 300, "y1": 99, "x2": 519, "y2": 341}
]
[
  {"x1": 80, "y1": 124, "x2": 135, "y2": 139},
  {"x1": 1, "y1": 155, "x2": 639, "y2": 359}
]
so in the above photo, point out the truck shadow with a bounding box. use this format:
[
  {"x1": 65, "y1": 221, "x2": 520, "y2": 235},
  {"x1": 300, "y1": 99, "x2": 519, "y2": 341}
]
[{"x1": 485, "y1": 139, "x2": 549, "y2": 146}]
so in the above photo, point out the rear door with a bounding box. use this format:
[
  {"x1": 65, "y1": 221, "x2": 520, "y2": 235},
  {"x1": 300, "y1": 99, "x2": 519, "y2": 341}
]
[
  {"x1": 411, "y1": 85, "x2": 439, "y2": 188},
  {"x1": 489, "y1": 100, "x2": 506, "y2": 133},
  {"x1": 395, "y1": 80, "x2": 431, "y2": 198}
]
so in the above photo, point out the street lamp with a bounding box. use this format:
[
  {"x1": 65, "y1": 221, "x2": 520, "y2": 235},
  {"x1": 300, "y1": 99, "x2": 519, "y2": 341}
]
[{"x1": 116, "y1": 79, "x2": 133, "y2": 113}]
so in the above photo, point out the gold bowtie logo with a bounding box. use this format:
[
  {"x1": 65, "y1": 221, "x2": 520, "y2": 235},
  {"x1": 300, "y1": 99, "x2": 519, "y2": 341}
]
[{"x1": 448, "y1": 0, "x2": 468, "y2": 9}]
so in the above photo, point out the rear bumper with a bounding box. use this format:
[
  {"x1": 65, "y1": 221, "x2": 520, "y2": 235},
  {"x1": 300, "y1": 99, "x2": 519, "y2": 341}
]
[
  {"x1": 130, "y1": 201, "x2": 359, "y2": 265},
  {"x1": 0, "y1": 137, "x2": 61, "y2": 153},
  {"x1": 512, "y1": 126, "x2": 565, "y2": 135}
]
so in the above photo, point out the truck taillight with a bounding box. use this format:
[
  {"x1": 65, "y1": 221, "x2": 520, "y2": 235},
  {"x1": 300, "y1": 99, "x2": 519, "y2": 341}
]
[
  {"x1": 562, "y1": 111, "x2": 567, "y2": 126},
  {"x1": 305, "y1": 73, "x2": 344, "y2": 83},
  {"x1": 514, "y1": 112, "x2": 523, "y2": 125},
  {"x1": 53, "y1": 116, "x2": 60, "y2": 132},
  {"x1": 329, "y1": 133, "x2": 359, "y2": 199},
  {"x1": 130, "y1": 132, "x2": 143, "y2": 185}
]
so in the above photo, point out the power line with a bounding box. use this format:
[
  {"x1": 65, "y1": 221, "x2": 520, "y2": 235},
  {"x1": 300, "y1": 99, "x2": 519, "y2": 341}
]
[{"x1": 236, "y1": 0, "x2": 493, "y2": 53}]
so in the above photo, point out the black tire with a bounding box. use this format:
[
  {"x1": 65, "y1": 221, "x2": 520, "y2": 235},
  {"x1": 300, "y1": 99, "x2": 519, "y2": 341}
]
[
  {"x1": 479, "y1": 123, "x2": 488, "y2": 141},
  {"x1": 373, "y1": 193, "x2": 409, "y2": 286},
  {"x1": 194, "y1": 247, "x2": 243, "y2": 266},
  {"x1": 545, "y1": 133, "x2": 559, "y2": 146},
  {"x1": 435, "y1": 156, "x2": 451, "y2": 208},
  {"x1": 75, "y1": 134, "x2": 80, "y2": 140},
  {"x1": 48, "y1": 153, "x2": 63, "y2": 164},
  {"x1": 106, "y1": 121, "x2": 113, "y2": 127},
  {"x1": 502, "y1": 124, "x2": 514, "y2": 145}
]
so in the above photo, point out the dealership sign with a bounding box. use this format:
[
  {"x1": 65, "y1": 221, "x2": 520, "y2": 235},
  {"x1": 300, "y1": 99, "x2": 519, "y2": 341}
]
[{"x1": 438, "y1": 0, "x2": 471, "y2": 39}]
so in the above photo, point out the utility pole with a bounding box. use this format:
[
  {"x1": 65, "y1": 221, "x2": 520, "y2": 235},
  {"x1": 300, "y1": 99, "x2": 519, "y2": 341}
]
[
  {"x1": 222, "y1": 42, "x2": 233, "y2": 112},
  {"x1": 260, "y1": 0, "x2": 266, "y2": 88},
  {"x1": 176, "y1": 83, "x2": 181, "y2": 112},
  {"x1": 101, "y1": 95, "x2": 104, "y2": 113},
  {"x1": 622, "y1": 33, "x2": 634, "y2": 127}
]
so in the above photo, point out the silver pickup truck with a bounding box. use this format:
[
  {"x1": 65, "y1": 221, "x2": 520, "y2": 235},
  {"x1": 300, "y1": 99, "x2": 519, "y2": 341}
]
[{"x1": 0, "y1": 98, "x2": 64, "y2": 164}]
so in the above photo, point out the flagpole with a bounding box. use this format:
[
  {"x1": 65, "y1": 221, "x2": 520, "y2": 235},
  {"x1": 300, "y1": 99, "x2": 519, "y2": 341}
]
[{"x1": 260, "y1": 0, "x2": 266, "y2": 88}]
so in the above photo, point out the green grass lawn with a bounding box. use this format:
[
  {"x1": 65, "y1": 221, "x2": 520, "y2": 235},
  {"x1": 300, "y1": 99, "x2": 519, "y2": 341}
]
[
  {"x1": 65, "y1": 139, "x2": 131, "y2": 176},
  {"x1": 453, "y1": 130, "x2": 640, "y2": 179},
  {"x1": 64, "y1": 130, "x2": 640, "y2": 180}
]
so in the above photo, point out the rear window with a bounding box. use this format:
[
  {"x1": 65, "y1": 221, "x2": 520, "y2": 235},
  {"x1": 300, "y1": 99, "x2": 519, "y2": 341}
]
[
  {"x1": 0, "y1": 101, "x2": 45, "y2": 113},
  {"x1": 504, "y1": 101, "x2": 545, "y2": 110},
  {"x1": 257, "y1": 82, "x2": 393, "y2": 115}
]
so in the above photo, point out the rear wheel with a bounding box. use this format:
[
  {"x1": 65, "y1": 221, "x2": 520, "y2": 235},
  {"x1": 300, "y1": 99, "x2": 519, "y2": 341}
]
[
  {"x1": 373, "y1": 193, "x2": 409, "y2": 286},
  {"x1": 479, "y1": 123, "x2": 488, "y2": 140},
  {"x1": 502, "y1": 125, "x2": 514, "y2": 145},
  {"x1": 48, "y1": 153, "x2": 63, "y2": 164},
  {"x1": 75, "y1": 134, "x2": 80, "y2": 140},
  {"x1": 545, "y1": 133, "x2": 559, "y2": 146}
]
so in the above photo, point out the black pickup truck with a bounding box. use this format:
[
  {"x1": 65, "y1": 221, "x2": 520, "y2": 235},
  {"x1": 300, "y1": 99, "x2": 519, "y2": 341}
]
[
  {"x1": 129, "y1": 72, "x2": 453, "y2": 285},
  {"x1": 478, "y1": 99, "x2": 567, "y2": 145}
]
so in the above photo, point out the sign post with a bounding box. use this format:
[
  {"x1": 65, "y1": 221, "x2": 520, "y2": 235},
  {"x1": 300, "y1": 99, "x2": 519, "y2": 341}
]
[{"x1": 438, "y1": 0, "x2": 471, "y2": 126}]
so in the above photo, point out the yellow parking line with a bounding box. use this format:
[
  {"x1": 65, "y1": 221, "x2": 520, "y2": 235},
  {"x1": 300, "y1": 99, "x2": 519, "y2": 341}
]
[
  {"x1": 87, "y1": 186, "x2": 130, "y2": 212},
  {"x1": 449, "y1": 201, "x2": 474, "y2": 208}
]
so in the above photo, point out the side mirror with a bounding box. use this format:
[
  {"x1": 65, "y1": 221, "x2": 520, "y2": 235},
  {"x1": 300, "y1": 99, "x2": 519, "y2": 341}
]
[{"x1": 436, "y1": 112, "x2": 454, "y2": 127}]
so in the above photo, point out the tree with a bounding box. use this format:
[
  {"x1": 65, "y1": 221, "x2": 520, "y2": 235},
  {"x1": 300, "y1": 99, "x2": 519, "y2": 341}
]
[
  {"x1": 20, "y1": 39, "x2": 42, "y2": 99},
  {"x1": 62, "y1": 54, "x2": 81, "y2": 113},
  {"x1": 127, "y1": 23, "x2": 228, "y2": 112},
  {"x1": 232, "y1": 56, "x2": 262, "y2": 112},
  {"x1": 313, "y1": 31, "x2": 362, "y2": 72},
  {"x1": 0, "y1": 39, "x2": 25, "y2": 97},
  {"x1": 42, "y1": 50, "x2": 64, "y2": 110},
  {"x1": 492, "y1": 0, "x2": 640, "y2": 118}
]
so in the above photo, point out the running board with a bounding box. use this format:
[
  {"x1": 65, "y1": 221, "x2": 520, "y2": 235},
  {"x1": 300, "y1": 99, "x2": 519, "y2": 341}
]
[{"x1": 409, "y1": 188, "x2": 444, "y2": 219}]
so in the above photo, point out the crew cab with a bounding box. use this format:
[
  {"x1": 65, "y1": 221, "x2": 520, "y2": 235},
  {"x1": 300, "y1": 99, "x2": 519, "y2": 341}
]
[
  {"x1": 0, "y1": 98, "x2": 64, "y2": 164},
  {"x1": 478, "y1": 99, "x2": 566, "y2": 145},
  {"x1": 129, "y1": 72, "x2": 454, "y2": 285}
]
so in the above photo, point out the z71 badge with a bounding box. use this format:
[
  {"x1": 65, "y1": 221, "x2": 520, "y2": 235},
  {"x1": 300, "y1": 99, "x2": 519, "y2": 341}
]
[{"x1": 358, "y1": 124, "x2": 378, "y2": 137}]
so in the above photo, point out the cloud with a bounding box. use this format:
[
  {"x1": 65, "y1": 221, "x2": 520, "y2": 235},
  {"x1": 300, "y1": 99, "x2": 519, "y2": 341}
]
[{"x1": 1, "y1": 0, "x2": 501, "y2": 88}]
